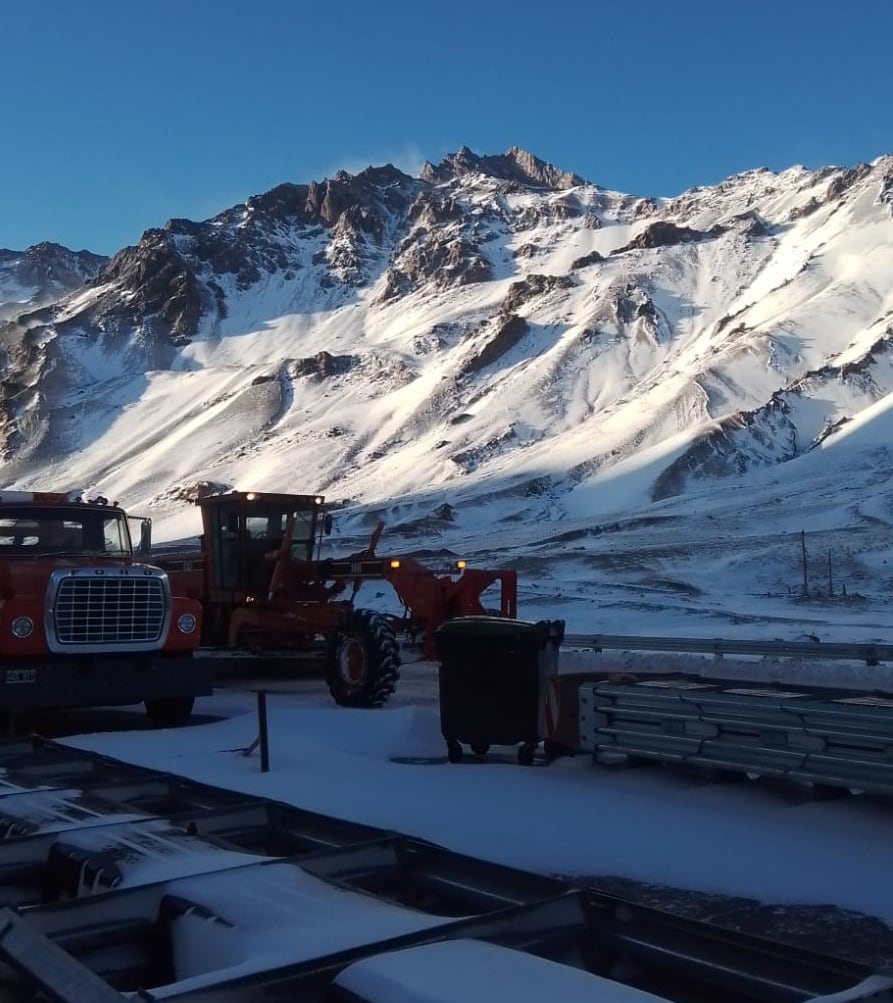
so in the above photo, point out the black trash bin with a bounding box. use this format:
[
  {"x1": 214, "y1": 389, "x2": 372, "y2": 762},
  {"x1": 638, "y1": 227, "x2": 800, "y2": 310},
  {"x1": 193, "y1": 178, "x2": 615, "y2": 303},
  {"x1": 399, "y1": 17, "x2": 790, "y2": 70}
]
[{"x1": 434, "y1": 616, "x2": 565, "y2": 765}]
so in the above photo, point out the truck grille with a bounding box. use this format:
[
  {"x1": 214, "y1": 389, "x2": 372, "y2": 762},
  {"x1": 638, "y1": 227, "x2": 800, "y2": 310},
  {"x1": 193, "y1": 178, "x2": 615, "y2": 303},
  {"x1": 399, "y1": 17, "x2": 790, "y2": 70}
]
[{"x1": 48, "y1": 569, "x2": 170, "y2": 652}]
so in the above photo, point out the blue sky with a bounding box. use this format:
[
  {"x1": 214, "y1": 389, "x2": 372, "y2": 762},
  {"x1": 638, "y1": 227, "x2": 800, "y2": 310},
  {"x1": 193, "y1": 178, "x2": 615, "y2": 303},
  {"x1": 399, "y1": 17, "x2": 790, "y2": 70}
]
[{"x1": 3, "y1": 0, "x2": 891, "y2": 256}]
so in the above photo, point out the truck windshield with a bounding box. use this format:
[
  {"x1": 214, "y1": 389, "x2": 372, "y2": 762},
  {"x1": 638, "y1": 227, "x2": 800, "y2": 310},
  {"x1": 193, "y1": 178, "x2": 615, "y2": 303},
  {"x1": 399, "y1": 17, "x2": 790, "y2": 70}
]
[{"x1": 0, "y1": 506, "x2": 132, "y2": 556}]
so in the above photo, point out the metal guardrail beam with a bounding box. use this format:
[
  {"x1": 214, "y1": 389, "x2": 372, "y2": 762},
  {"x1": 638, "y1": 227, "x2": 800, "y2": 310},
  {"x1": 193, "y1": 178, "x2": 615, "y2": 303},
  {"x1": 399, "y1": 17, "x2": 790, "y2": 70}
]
[
  {"x1": 563, "y1": 634, "x2": 893, "y2": 665},
  {"x1": 578, "y1": 678, "x2": 893, "y2": 796},
  {"x1": 0, "y1": 907, "x2": 125, "y2": 1003}
]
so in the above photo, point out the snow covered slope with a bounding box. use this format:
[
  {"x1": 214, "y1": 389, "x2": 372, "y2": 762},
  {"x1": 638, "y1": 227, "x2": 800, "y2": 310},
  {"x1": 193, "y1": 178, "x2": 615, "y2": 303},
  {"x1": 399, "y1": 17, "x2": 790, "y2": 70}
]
[{"x1": 2, "y1": 147, "x2": 892, "y2": 637}]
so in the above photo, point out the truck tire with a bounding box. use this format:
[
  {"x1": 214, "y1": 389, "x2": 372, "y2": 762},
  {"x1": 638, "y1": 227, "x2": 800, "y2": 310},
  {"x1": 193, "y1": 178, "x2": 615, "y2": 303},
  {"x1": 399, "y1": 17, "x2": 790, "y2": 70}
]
[
  {"x1": 144, "y1": 696, "x2": 195, "y2": 728},
  {"x1": 326, "y1": 609, "x2": 400, "y2": 708}
]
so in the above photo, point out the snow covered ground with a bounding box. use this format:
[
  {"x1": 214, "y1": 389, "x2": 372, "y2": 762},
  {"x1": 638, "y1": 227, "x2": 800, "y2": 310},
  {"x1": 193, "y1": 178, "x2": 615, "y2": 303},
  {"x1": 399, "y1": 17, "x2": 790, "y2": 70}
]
[
  {"x1": 62, "y1": 654, "x2": 893, "y2": 935},
  {"x1": 5, "y1": 152, "x2": 893, "y2": 995}
]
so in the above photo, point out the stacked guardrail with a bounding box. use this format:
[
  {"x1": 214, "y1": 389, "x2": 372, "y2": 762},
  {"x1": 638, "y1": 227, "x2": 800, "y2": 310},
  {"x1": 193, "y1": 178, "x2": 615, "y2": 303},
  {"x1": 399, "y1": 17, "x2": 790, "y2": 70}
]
[{"x1": 579, "y1": 676, "x2": 893, "y2": 794}]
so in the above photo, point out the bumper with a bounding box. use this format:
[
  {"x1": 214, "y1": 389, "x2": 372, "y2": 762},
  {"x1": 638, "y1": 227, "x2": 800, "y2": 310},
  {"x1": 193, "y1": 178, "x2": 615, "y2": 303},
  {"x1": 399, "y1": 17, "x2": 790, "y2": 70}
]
[{"x1": 0, "y1": 655, "x2": 213, "y2": 712}]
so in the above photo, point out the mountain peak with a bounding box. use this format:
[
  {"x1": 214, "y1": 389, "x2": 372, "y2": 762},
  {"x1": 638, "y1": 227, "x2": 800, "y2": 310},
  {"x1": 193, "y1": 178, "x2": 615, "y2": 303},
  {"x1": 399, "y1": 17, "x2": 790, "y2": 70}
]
[{"x1": 420, "y1": 146, "x2": 587, "y2": 189}]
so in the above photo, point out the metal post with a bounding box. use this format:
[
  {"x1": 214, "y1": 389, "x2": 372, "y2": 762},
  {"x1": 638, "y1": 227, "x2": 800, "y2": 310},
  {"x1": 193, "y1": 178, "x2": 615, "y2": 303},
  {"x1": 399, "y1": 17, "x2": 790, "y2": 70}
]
[
  {"x1": 256, "y1": 690, "x2": 270, "y2": 773},
  {"x1": 801, "y1": 530, "x2": 808, "y2": 597}
]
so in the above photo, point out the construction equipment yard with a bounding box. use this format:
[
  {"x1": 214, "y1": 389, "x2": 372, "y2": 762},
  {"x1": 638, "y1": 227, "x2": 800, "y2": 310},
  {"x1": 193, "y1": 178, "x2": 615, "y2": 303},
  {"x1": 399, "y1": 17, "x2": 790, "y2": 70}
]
[{"x1": 0, "y1": 650, "x2": 887, "y2": 1003}]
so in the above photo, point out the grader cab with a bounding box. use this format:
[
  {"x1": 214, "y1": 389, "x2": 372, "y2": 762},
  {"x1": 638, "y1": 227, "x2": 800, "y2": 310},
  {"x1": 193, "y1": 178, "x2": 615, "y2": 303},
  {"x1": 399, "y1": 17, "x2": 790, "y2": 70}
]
[{"x1": 159, "y1": 491, "x2": 517, "y2": 708}]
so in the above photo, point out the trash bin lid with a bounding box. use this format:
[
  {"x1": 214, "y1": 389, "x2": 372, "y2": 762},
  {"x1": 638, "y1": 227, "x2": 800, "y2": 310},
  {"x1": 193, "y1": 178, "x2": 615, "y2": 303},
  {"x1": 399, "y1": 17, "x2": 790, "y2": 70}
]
[{"x1": 435, "y1": 616, "x2": 562, "y2": 640}]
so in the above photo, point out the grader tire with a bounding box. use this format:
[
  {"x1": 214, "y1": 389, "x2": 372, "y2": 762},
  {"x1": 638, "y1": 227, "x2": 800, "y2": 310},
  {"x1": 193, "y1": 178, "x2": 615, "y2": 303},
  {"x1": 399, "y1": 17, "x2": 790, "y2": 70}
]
[{"x1": 325, "y1": 609, "x2": 400, "y2": 708}]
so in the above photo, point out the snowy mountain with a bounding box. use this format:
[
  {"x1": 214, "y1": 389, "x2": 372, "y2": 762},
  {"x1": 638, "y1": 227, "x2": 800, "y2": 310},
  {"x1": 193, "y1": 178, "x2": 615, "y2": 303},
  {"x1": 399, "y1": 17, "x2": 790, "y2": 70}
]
[
  {"x1": 2, "y1": 146, "x2": 893, "y2": 637},
  {"x1": 0, "y1": 242, "x2": 106, "y2": 317}
]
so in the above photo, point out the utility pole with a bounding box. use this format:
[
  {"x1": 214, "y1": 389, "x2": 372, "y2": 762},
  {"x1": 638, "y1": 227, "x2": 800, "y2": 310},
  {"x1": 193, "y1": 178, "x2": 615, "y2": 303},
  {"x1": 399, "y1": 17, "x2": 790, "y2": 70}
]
[{"x1": 801, "y1": 530, "x2": 808, "y2": 598}]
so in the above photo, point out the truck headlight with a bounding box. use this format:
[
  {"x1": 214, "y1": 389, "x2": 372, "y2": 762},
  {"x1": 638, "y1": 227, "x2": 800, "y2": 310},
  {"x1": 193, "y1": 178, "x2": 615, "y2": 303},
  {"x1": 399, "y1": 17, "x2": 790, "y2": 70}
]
[
  {"x1": 176, "y1": 613, "x2": 197, "y2": 634},
  {"x1": 10, "y1": 617, "x2": 33, "y2": 638}
]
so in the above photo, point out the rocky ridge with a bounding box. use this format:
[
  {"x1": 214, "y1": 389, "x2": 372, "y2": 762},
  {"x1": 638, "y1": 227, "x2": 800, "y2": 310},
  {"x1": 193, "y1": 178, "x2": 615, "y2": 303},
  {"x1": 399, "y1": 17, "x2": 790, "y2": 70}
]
[{"x1": 1, "y1": 148, "x2": 892, "y2": 540}]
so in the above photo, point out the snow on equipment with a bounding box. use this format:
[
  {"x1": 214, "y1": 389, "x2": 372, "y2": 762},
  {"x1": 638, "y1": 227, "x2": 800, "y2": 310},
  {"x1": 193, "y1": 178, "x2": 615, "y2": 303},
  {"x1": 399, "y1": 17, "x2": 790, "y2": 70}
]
[{"x1": 155, "y1": 491, "x2": 518, "y2": 708}]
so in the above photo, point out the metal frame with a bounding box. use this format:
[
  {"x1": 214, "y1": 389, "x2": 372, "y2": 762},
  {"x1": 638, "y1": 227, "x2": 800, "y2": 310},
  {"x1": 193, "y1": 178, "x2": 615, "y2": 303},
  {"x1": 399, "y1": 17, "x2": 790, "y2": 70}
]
[
  {"x1": 564, "y1": 633, "x2": 893, "y2": 665},
  {"x1": 0, "y1": 737, "x2": 884, "y2": 1002}
]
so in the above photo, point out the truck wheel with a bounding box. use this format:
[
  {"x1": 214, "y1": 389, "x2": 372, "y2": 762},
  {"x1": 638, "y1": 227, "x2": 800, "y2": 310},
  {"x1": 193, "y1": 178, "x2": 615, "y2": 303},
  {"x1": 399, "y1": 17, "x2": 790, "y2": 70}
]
[
  {"x1": 326, "y1": 609, "x2": 400, "y2": 708},
  {"x1": 144, "y1": 696, "x2": 195, "y2": 728}
]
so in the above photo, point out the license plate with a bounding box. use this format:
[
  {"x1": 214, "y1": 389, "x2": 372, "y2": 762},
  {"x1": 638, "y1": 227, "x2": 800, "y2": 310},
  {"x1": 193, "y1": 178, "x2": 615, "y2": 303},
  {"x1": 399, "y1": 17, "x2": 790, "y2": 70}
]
[{"x1": 5, "y1": 669, "x2": 36, "y2": 685}]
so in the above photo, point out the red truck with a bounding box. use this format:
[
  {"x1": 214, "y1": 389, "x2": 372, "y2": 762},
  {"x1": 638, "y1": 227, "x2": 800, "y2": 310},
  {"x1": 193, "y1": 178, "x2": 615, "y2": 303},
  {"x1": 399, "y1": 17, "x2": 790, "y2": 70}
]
[{"x1": 0, "y1": 490, "x2": 210, "y2": 726}]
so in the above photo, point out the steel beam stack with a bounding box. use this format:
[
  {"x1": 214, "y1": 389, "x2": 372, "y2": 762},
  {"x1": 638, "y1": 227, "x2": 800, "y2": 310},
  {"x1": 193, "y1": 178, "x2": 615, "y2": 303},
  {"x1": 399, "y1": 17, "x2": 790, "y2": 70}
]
[{"x1": 579, "y1": 677, "x2": 893, "y2": 794}]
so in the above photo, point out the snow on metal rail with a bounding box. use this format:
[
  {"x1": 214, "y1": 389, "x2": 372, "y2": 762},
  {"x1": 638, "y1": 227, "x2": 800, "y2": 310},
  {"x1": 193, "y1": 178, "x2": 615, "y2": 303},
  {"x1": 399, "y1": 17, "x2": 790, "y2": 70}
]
[
  {"x1": 564, "y1": 633, "x2": 893, "y2": 664},
  {"x1": 0, "y1": 735, "x2": 886, "y2": 1002}
]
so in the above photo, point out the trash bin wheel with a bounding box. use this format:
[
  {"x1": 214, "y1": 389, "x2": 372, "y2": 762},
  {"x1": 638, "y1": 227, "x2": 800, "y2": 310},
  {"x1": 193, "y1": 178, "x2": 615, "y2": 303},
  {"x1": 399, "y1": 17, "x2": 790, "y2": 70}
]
[
  {"x1": 517, "y1": 742, "x2": 536, "y2": 766},
  {"x1": 544, "y1": 739, "x2": 574, "y2": 762},
  {"x1": 446, "y1": 739, "x2": 463, "y2": 764},
  {"x1": 470, "y1": 742, "x2": 490, "y2": 757}
]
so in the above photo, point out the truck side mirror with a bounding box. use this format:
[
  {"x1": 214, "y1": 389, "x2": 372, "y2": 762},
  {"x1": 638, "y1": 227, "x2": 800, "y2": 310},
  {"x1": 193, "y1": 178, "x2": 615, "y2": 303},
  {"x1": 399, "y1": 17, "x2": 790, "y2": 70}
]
[
  {"x1": 138, "y1": 519, "x2": 152, "y2": 556},
  {"x1": 324, "y1": 514, "x2": 333, "y2": 536}
]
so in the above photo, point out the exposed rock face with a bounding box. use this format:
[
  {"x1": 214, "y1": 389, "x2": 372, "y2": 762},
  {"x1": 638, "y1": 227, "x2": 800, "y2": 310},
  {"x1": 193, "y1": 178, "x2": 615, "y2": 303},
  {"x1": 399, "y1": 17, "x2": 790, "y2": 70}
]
[
  {"x1": 97, "y1": 229, "x2": 200, "y2": 343},
  {"x1": 381, "y1": 233, "x2": 492, "y2": 300},
  {"x1": 652, "y1": 397, "x2": 798, "y2": 500},
  {"x1": 825, "y1": 162, "x2": 871, "y2": 200},
  {"x1": 153, "y1": 479, "x2": 233, "y2": 505},
  {"x1": 615, "y1": 221, "x2": 724, "y2": 253},
  {"x1": 880, "y1": 172, "x2": 893, "y2": 215},
  {"x1": 0, "y1": 242, "x2": 107, "y2": 311},
  {"x1": 461, "y1": 314, "x2": 529, "y2": 375},
  {"x1": 501, "y1": 274, "x2": 575, "y2": 314},
  {"x1": 289, "y1": 352, "x2": 357, "y2": 379},
  {"x1": 730, "y1": 211, "x2": 772, "y2": 238},
  {"x1": 789, "y1": 197, "x2": 821, "y2": 221},
  {"x1": 570, "y1": 249, "x2": 604, "y2": 270},
  {"x1": 420, "y1": 146, "x2": 587, "y2": 189},
  {"x1": 243, "y1": 165, "x2": 415, "y2": 231}
]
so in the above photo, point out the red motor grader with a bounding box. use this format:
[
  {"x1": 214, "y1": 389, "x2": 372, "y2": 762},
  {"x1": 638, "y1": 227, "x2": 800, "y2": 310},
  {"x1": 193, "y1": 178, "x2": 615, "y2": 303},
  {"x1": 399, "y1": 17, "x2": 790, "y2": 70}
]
[{"x1": 156, "y1": 491, "x2": 517, "y2": 707}]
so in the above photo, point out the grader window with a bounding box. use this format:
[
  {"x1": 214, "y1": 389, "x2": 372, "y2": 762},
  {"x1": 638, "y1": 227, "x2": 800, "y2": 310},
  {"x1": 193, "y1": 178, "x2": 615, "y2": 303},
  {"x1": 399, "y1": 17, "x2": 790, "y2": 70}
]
[
  {"x1": 245, "y1": 515, "x2": 283, "y2": 540},
  {"x1": 210, "y1": 505, "x2": 243, "y2": 591},
  {"x1": 245, "y1": 505, "x2": 316, "y2": 558},
  {"x1": 289, "y1": 509, "x2": 316, "y2": 559}
]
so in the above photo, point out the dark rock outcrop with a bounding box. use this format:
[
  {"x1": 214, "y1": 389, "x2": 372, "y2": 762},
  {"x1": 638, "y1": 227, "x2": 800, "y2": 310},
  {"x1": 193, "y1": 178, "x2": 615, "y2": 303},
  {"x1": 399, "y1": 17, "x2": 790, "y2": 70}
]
[
  {"x1": 0, "y1": 242, "x2": 107, "y2": 304},
  {"x1": 789, "y1": 197, "x2": 821, "y2": 221},
  {"x1": 289, "y1": 352, "x2": 357, "y2": 379},
  {"x1": 570, "y1": 249, "x2": 604, "y2": 270},
  {"x1": 420, "y1": 146, "x2": 587, "y2": 190},
  {"x1": 501, "y1": 273, "x2": 575, "y2": 314},
  {"x1": 880, "y1": 172, "x2": 893, "y2": 215},
  {"x1": 825, "y1": 162, "x2": 871, "y2": 201},
  {"x1": 98, "y1": 229, "x2": 200, "y2": 342},
  {"x1": 614, "y1": 221, "x2": 724, "y2": 253},
  {"x1": 652, "y1": 396, "x2": 798, "y2": 500},
  {"x1": 381, "y1": 234, "x2": 492, "y2": 300},
  {"x1": 460, "y1": 314, "x2": 528, "y2": 375}
]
